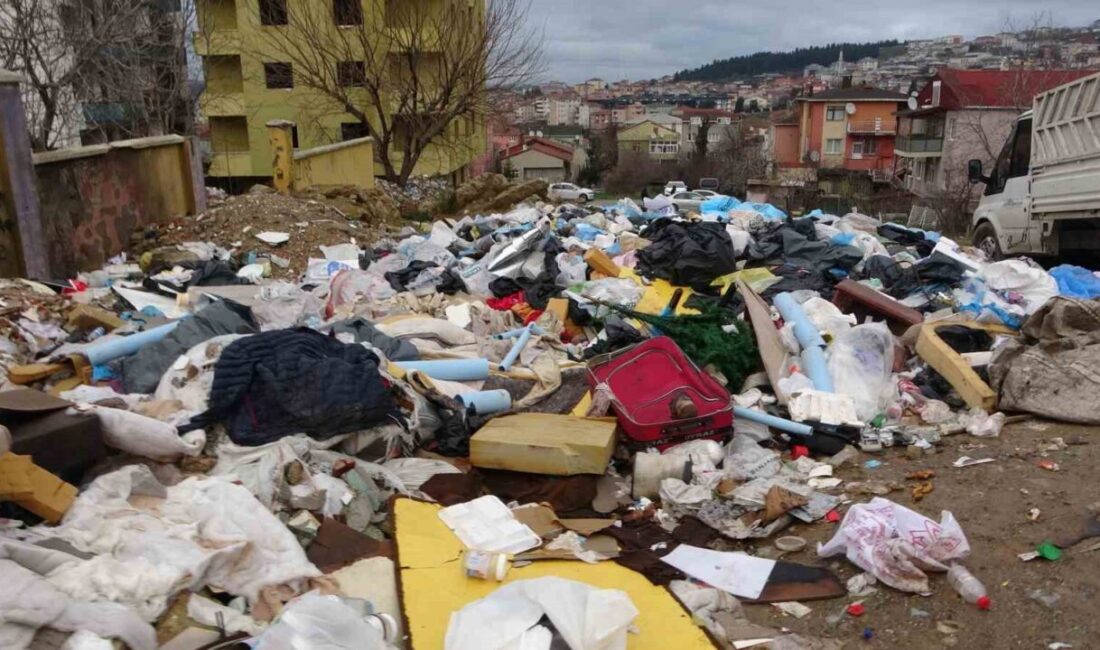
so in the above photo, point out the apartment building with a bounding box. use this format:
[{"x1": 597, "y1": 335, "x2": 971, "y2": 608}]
[
  {"x1": 895, "y1": 68, "x2": 1096, "y2": 204},
  {"x1": 194, "y1": 0, "x2": 485, "y2": 183},
  {"x1": 778, "y1": 87, "x2": 907, "y2": 181}
]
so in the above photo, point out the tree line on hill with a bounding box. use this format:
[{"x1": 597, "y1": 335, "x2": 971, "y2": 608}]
[{"x1": 673, "y1": 40, "x2": 901, "y2": 82}]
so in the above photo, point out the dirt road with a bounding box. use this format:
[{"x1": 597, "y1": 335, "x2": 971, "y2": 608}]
[{"x1": 740, "y1": 419, "x2": 1098, "y2": 649}]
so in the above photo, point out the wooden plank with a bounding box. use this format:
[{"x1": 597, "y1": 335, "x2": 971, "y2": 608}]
[
  {"x1": 736, "y1": 278, "x2": 789, "y2": 404},
  {"x1": 915, "y1": 323, "x2": 999, "y2": 411},
  {"x1": 9, "y1": 458, "x2": 77, "y2": 523},
  {"x1": 470, "y1": 413, "x2": 617, "y2": 476},
  {"x1": 584, "y1": 248, "x2": 621, "y2": 278},
  {"x1": 8, "y1": 362, "x2": 68, "y2": 385}
]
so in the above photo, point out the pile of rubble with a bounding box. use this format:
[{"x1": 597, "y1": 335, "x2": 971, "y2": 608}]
[
  {"x1": 376, "y1": 176, "x2": 451, "y2": 211},
  {"x1": 3, "y1": 183, "x2": 1100, "y2": 650}
]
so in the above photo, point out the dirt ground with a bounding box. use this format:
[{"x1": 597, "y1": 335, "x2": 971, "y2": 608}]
[{"x1": 738, "y1": 419, "x2": 1098, "y2": 649}]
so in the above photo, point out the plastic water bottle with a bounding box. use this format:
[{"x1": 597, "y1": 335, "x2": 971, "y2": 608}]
[{"x1": 947, "y1": 564, "x2": 991, "y2": 610}]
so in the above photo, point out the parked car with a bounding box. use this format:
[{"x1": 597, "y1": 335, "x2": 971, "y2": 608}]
[
  {"x1": 663, "y1": 181, "x2": 688, "y2": 196},
  {"x1": 547, "y1": 182, "x2": 595, "y2": 203},
  {"x1": 694, "y1": 190, "x2": 719, "y2": 199},
  {"x1": 669, "y1": 191, "x2": 707, "y2": 212},
  {"x1": 698, "y1": 177, "x2": 720, "y2": 192}
]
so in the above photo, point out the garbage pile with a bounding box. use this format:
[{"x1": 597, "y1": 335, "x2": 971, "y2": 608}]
[{"x1": 3, "y1": 186, "x2": 1100, "y2": 650}]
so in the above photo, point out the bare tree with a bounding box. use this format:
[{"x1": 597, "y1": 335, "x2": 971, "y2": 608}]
[
  {"x1": 0, "y1": 0, "x2": 196, "y2": 150},
  {"x1": 250, "y1": 0, "x2": 543, "y2": 186}
]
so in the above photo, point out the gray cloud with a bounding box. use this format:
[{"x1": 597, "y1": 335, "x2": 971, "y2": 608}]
[{"x1": 524, "y1": 1, "x2": 1098, "y2": 82}]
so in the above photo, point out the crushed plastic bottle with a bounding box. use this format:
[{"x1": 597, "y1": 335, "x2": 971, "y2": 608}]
[{"x1": 947, "y1": 563, "x2": 991, "y2": 610}]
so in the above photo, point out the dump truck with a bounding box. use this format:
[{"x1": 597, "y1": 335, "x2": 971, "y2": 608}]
[{"x1": 968, "y1": 71, "x2": 1100, "y2": 259}]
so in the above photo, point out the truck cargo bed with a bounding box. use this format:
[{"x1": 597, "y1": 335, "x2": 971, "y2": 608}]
[{"x1": 1031, "y1": 72, "x2": 1100, "y2": 220}]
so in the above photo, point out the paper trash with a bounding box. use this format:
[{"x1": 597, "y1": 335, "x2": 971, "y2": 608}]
[
  {"x1": 438, "y1": 495, "x2": 541, "y2": 554},
  {"x1": 661, "y1": 545, "x2": 776, "y2": 600},
  {"x1": 817, "y1": 497, "x2": 970, "y2": 594}
]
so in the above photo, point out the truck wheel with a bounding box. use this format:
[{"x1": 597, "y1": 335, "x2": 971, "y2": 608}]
[{"x1": 973, "y1": 222, "x2": 1002, "y2": 261}]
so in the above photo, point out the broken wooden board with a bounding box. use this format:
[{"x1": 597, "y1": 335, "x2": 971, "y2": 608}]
[
  {"x1": 915, "y1": 322, "x2": 1014, "y2": 411},
  {"x1": 737, "y1": 278, "x2": 789, "y2": 405},
  {"x1": 470, "y1": 413, "x2": 617, "y2": 476}
]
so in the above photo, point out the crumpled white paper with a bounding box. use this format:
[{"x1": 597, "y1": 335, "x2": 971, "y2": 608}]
[{"x1": 818, "y1": 497, "x2": 970, "y2": 594}]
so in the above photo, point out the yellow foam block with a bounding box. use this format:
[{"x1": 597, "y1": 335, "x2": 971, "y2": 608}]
[
  {"x1": 394, "y1": 498, "x2": 715, "y2": 649},
  {"x1": 0, "y1": 453, "x2": 35, "y2": 499},
  {"x1": 470, "y1": 413, "x2": 616, "y2": 476},
  {"x1": 12, "y1": 463, "x2": 77, "y2": 523}
]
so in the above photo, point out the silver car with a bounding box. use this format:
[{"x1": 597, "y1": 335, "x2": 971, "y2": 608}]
[
  {"x1": 547, "y1": 182, "x2": 594, "y2": 203},
  {"x1": 670, "y1": 191, "x2": 707, "y2": 212}
]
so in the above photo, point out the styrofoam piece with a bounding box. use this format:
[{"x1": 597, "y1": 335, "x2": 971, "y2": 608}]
[
  {"x1": 437, "y1": 495, "x2": 541, "y2": 554},
  {"x1": 788, "y1": 390, "x2": 863, "y2": 426}
]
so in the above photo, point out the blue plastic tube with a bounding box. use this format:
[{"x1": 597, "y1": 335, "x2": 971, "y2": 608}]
[
  {"x1": 772, "y1": 292, "x2": 834, "y2": 392},
  {"x1": 733, "y1": 406, "x2": 814, "y2": 437},
  {"x1": 84, "y1": 320, "x2": 182, "y2": 366},
  {"x1": 395, "y1": 358, "x2": 490, "y2": 381},
  {"x1": 498, "y1": 325, "x2": 533, "y2": 371},
  {"x1": 458, "y1": 389, "x2": 512, "y2": 415}
]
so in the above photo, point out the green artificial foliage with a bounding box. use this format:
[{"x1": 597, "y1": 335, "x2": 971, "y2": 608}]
[{"x1": 606, "y1": 302, "x2": 759, "y2": 389}]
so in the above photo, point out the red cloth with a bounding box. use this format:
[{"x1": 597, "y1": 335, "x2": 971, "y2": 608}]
[{"x1": 485, "y1": 291, "x2": 525, "y2": 311}]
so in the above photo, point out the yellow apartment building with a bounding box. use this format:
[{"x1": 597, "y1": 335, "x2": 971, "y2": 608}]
[{"x1": 194, "y1": 0, "x2": 485, "y2": 184}]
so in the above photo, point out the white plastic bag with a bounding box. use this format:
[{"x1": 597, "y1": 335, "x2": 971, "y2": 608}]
[
  {"x1": 445, "y1": 577, "x2": 639, "y2": 650},
  {"x1": 255, "y1": 592, "x2": 393, "y2": 650},
  {"x1": 818, "y1": 497, "x2": 970, "y2": 594},
  {"x1": 826, "y1": 323, "x2": 896, "y2": 422},
  {"x1": 964, "y1": 408, "x2": 1005, "y2": 438}
]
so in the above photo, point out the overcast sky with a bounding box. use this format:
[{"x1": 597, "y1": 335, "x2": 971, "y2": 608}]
[{"x1": 524, "y1": 2, "x2": 1099, "y2": 82}]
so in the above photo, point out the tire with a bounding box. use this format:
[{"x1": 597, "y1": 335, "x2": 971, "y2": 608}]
[
  {"x1": 972, "y1": 221, "x2": 1002, "y2": 261},
  {"x1": 578, "y1": 194, "x2": 589, "y2": 204}
]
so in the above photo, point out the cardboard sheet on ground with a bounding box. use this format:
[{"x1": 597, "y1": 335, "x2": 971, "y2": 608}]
[{"x1": 393, "y1": 498, "x2": 714, "y2": 649}]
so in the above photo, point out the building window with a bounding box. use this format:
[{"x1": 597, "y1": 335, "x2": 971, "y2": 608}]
[
  {"x1": 341, "y1": 122, "x2": 370, "y2": 141},
  {"x1": 649, "y1": 141, "x2": 679, "y2": 154},
  {"x1": 852, "y1": 140, "x2": 863, "y2": 155},
  {"x1": 337, "y1": 61, "x2": 366, "y2": 87},
  {"x1": 333, "y1": 0, "x2": 362, "y2": 25},
  {"x1": 263, "y1": 62, "x2": 293, "y2": 89},
  {"x1": 259, "y1": 0, "x2": 287, "y2": 25},
  {"x1": 826, "y1": 105, "x2": 845, "y2": 121},
  {"x1": 825, "y1": 138, "x2": 843, "y2": 154}
]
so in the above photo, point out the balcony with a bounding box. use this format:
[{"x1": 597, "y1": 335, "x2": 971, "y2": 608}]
[
  {"x1": 847, "y1": 118, "x2": 896, "y2": 135},
  {"x1": 894, "y1": 135, "x2": 944, "y2": 156}
]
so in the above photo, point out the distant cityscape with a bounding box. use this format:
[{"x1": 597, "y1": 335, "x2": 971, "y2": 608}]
[{"x1": 498, "y1": 20, "x2": 1100, "y2": 131}]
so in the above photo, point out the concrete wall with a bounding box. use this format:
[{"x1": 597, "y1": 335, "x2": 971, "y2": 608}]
[
  {"x1": 32, "y1": 135, "x2": 203, "y2": 277},
  {"x1": 772, "y1": 124, "x2": 800, "y2": 166},
  {"x1": 292, "y1": 137, "x2": 376, "y2": 190}
]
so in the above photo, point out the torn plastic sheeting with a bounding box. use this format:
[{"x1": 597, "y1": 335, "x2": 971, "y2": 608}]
[
  {"x1": 980, "y1": 259, "x2": 1058, "y2": 314},
  {"x1": 444, "y1": 577, "x2": 639, "y2": 650},
  {"x1": 817, "y1": 497, "x2": 970, "y2": 594},
  {"x1": 45, "y1": 464, "x2": 322, "y2": 615},
  {"x1": 825, "y1": 323, "x2": 895, "y2": 423}
]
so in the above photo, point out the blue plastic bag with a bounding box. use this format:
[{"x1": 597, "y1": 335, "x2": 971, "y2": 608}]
[
  {"x1": 700, "y1": 196, "x2": 741, "y2": 214},
  {"x1": 1050, "y1": 264, "x2": 1100, "y2": 299}
]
